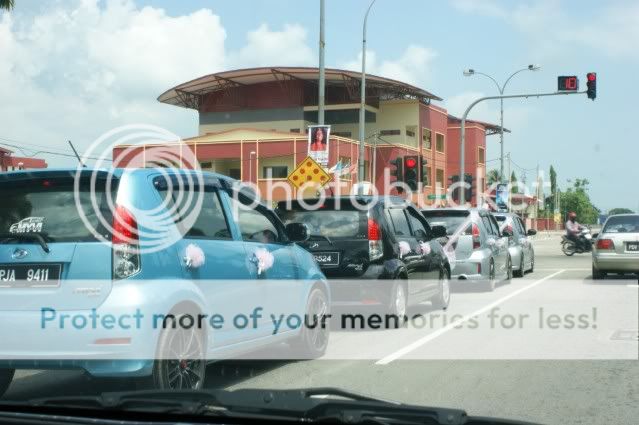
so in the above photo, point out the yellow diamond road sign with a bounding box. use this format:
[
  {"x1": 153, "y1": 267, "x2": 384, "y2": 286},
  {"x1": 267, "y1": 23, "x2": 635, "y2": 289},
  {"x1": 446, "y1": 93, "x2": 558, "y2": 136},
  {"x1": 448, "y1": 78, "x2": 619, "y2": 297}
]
[{"x1": 287, "y1": 156, "x2": 332, "y2": 189}]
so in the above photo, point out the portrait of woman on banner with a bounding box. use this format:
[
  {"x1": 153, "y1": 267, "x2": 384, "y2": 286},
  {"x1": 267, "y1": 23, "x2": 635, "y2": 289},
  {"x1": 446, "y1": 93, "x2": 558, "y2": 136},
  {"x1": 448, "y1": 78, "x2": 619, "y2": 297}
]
[{"x1": 309, "y1": 126, "x2": 328, "y2": 152}]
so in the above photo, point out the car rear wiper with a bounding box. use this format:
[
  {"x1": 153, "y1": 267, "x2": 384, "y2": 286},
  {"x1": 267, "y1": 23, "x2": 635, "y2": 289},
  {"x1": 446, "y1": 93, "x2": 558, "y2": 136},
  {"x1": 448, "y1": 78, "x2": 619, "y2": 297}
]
[
  {"x1": 0, "y1": 232, "x2": 50, "y2": 253},
  {"x1": 13, "y1": 388, "x2": 469, "y2": 424},
  {"x1": 308, "y1": 234, "x2": 333, "y2": 246}
]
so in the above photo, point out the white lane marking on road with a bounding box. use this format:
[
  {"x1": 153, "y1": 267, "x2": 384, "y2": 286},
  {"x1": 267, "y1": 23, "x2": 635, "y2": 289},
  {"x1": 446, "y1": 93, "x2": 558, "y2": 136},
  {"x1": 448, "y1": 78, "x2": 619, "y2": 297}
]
[
  {"x1": 627, "y1": 284, "x2": 639, "y2": 288},
  {"x1": 375, "y1": 269, "x2": 566, "y2": 365},
  {"x1": 536, "y1": 268, "x2": 589, "y2": 271}
]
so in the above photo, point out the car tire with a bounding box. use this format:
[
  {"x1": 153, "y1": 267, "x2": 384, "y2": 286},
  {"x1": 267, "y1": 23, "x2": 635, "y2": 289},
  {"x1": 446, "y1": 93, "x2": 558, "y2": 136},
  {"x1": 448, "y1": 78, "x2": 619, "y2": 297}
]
[
  {"x1": 505, "y1": 256, "x2": 513, "y2": 283},
  {"x1": 514, "y1": 255, "x2": 524, "y2": 278},
  {"x1": 592, "y1": 264, "x2": 606, "y2": 280},
  {"x1": 387, "y1": 279, "x2": 408, "y2": 328},
  {"x1": 139, "y1": 313, "x2": 207, "y2": 390},
  {"x1": 484, "y1": 261, "x2": 496, "y2": 292},
  {"x1": 529, "y1": 251, "x2": 535, "y2": 273},
  {"x1": 0, "y1": 369, "x2": 15, "y2": 398},
  {"x1": 431, "y1": 267, "x2": 451, "y2": 310},
  {"x1": 290, "y1": 287, "x2": 330, "y2": 359}
]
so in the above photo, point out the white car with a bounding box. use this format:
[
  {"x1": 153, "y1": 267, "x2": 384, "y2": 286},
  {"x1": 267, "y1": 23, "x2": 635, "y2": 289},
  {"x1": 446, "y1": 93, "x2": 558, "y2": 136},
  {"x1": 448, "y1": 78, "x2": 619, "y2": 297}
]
[{"x1": 592, "y1": 214, "x2": 639, "y2": 279}]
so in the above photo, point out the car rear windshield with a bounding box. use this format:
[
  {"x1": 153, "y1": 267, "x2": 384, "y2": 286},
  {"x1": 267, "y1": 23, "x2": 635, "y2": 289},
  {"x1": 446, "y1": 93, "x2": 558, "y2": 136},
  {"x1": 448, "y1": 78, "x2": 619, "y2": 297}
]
[
  {"x1": 422, "y1": 210, "x2": 471, "y2": 235},
  {"x1": 603, "y1": 215, "x2": 639, "y2": 233},
  {"x1": 0, "y1": 177, "x2": 115, "y2": 242},
  {"x1": 279, "y1": 209, "x2": 366, "y2": 239}
]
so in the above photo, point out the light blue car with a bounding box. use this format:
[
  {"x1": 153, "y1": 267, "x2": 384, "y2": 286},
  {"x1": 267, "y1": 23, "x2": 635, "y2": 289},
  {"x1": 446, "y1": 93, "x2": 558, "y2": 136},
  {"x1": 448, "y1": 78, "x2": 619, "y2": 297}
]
[{"x1": 0, "y1": 168, "x2": 329, "y2": 394}]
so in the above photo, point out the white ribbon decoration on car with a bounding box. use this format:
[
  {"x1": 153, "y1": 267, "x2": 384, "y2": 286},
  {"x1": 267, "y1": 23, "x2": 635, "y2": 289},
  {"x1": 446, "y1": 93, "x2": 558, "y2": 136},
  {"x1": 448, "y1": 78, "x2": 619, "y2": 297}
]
[
  {"x1": 254, "y1": 248, "x2": 275, "y2": 275},
  {"x1": 184, "y1": 243, "x2": 205, "y2": 269},
  {"x1": 398, "y1": 241, "x2": 411, "y2": 258},
  {"x1": 419, "y1": 241, "x2": 431, "y2": 255}
]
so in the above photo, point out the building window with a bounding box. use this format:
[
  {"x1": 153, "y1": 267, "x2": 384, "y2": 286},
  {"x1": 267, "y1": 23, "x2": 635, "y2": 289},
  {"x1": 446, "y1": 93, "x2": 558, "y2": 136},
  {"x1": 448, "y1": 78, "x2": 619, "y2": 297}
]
[
  {"x1": 200, "y1": 161, "x2": 212, "y2": 169},
  {"x1": 478, "y1": 147, "x2": 485, "y2": 164},
  {"x1": 424, "y1": 166, "x2": 432, "y2": 186},
  {"x1": 262, "y1": 166, "x2": 288, "y2": 179},
  {"x1": 435, "y1": 133, "x2": 445, "y2": 153},
  {"x1": 289, "y1": 128, "x2": 301, "y2": 133},
  {"x1": 405, "y1": 128, "x2": 416, "y2": 138},
  {"x1": 229, "y1": 169, "x2": 241, "y2": 179},
  {"x1": 436, "y1": 168, "x2": 445, "y2": 188},
  {"x1": 379, "y1": 129, "x2": 401, "y2": 136},
  {"x1": 422, "y1": 128, "x2": 432, "y2": 150}
]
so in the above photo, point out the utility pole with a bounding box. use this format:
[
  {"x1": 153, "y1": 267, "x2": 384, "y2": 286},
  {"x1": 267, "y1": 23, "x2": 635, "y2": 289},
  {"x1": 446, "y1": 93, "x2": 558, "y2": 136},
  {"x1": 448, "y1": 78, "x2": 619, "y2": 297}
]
[
  {"x1": 358, "y1": 0, "x2": 377, "y2": 192},
  {"x1": 535, "y1": 163, "x2": 540, "y2": 230},
  {"x1": 318, "y1": 0, "x2": 326, "y2": 125}
]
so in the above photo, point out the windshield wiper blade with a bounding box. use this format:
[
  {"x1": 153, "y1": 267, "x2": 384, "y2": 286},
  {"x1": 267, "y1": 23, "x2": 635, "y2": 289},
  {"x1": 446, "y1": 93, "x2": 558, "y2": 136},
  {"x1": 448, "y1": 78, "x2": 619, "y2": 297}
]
[
  {"x1": 19, "y1": 388, "x2": 467, "y2": 424},
  {"x1": 308, "y1": 234, "x2": 333, "y2": 245},
  {"x1": 0, "y1": 232, "x2": 50, "y2": 253}
]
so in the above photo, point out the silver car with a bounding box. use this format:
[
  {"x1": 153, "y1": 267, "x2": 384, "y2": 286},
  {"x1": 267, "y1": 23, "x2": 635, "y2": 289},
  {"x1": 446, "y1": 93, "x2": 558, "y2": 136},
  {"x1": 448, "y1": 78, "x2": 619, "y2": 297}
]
[
  {"x1": 494, "y1": 212, "x2": 537, "y2": 277},
  {"x1": 592, "y1": 214, "x2": 639, "y2": 279},
  {"x1": 422, "y1": 208, "x2": 511, "y2": 291}
]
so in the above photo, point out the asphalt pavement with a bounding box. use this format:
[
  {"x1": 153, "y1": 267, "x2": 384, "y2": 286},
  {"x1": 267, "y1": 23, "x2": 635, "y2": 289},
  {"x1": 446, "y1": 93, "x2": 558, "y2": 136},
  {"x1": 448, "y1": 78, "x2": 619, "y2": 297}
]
[{"x1": 4, "y1": 234, "x2": 639, "y2": 425}]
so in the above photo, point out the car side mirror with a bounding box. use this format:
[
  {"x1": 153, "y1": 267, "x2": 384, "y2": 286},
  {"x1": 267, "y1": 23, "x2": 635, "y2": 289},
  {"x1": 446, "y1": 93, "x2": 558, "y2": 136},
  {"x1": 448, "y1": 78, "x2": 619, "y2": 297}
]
[
  {"x1": 501, "y1": 228, "x2": 513, "y2": 238},
  {"x1": 285, "y1": 222, "x2": 309, "y2": 242},
  {"x1": 527, "y1": 229, "x2": 537, "y2": 236},
  {"x1": 431, "y1": 225, "x2": 447, "y2": 239},
  {"x1": 592, "y1": 232, "x2": 599, "y2": 239}
]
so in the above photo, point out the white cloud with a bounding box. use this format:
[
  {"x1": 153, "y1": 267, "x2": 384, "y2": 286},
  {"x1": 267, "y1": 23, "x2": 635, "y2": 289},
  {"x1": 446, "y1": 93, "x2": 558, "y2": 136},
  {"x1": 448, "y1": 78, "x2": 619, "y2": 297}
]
[
  {"x1": 0, "y1": 1, "x2": 318, "y2": 167},
  {"x1": 449, "y1": 0, "x2": 507, "y2": 18},
  {"x1": 230, "y1": 23, "x2": 314, "y2": 68},
  {"x1": 339, "y1": 45, "x2": 437, "y2": 87}
]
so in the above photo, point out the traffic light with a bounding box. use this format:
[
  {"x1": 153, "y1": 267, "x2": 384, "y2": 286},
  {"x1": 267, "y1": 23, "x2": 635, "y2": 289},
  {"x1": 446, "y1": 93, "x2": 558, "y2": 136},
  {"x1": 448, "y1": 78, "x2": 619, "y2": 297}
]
[
  {"x1": 390, "y1": 156, "x2": 403, "y2": 183},
  {"x1": 464, "y1": 173, "x2": 474, "y2": 203},
  {"x1": 403, "y1": 155, "x2": 419, "y2": 190},
  {"x1": 449, "y1": 175, "x2": 460, "y2": 202},
  {"x1": 419, "y1": 156, "x2": 428, "y2": 185},
  {"x1": 586, "y1": 72, "x2": 597, "y2": 100}
]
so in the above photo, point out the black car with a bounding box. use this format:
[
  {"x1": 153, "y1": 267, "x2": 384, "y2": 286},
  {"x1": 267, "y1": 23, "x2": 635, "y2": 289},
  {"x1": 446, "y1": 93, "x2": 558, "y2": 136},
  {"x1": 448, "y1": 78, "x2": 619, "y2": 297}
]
[{"x1": 277, "y1": 196, "x2": 451, "y2": 322}]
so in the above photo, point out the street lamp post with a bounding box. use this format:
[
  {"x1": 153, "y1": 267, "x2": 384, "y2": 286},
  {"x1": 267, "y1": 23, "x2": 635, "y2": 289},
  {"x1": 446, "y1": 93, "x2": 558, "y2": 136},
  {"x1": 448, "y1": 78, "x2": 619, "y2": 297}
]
[
  {"x1": 358, "y1": 0, "x2": 377, "y2": 191},
  {"x1": 463, "y1": 65, "x2": 540, "y2": 183}
]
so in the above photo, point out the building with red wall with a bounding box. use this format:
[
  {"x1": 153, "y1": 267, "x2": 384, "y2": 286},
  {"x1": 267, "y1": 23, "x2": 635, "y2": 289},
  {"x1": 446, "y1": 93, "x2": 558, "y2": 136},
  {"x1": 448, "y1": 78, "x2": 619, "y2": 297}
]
[
  {"x1": 0, "y1": 147, "x2": 47, "y2": 171},
  {"x1": 113, "y1": 67, "x2": 504, "y2": 206}
]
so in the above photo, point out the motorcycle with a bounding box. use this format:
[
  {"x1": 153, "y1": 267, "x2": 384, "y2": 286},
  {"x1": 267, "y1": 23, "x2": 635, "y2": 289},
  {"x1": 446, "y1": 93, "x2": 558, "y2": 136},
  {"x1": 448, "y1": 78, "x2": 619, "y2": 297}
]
[{"x1": 561, "y1": 227, "x2": 593, "y2": 256}]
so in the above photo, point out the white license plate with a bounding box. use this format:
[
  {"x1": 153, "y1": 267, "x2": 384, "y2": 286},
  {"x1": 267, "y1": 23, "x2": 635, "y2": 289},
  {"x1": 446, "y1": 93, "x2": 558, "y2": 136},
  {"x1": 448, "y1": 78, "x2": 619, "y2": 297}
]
[
  {"x1": 0, "y1": 264, "x2": 62, "y2": 287},
  {"x1": 313, "y1": 252, "x2": 339, "y2": 266},
  {"x1": 626, "y1": 242, "x2": 639, "y2": 252}
]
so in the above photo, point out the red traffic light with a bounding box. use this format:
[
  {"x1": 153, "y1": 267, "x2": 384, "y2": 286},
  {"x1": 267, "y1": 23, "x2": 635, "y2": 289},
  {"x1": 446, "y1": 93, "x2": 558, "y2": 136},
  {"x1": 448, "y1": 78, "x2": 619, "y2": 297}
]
[
  {"x1": 587, "y1": 73, "x2": 596, "y2": 82},
  {"x1": 405, "y1": 158, "x2": 417, "y2": 168}
]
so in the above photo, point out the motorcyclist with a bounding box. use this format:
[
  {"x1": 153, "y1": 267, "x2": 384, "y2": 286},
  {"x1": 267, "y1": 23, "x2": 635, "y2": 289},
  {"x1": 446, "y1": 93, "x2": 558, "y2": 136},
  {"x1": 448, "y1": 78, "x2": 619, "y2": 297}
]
[{"x1": 565, "y1": 212, "x2": 584, "y2": 251}]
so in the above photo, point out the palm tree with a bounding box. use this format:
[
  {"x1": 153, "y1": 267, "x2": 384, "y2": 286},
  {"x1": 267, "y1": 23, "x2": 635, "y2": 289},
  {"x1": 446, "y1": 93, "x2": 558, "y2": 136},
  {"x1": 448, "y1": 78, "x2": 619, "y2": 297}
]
[
  {"x1": 0, "y1": 0, "x2": 14, "y2": 11},
  {"x1": 486, "y1": 169, "x2": 500, "y2": 186}
]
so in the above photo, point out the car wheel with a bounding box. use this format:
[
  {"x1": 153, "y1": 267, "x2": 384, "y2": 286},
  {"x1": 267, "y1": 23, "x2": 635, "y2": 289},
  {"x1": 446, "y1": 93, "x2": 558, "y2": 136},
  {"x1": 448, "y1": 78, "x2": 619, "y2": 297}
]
[
  {"x1": 529, "y1": 251, "x2": 535, "y2": 273},
  {"x1": 592, "y1": 264, "x2": 606, "y2": 280},
  {"x1": 290, "y1": 287, "x2": 330, "y2": 359},
  {"x1": 387, "y1": 279, "x2": 407, "y2": 328},
  {"x1": 140, "y1": 313, "x2": 207, "y2": 390},
  {"x1": 431, "y1": 267, "x2": 451, "y2": 310},
  {"x1": 484, "y1": 260, "x2": 496, "y2": 292},
  {"x1": 505, "y1": 256, "x2": 513, "y2": 283},
  {"x1": 0, "y1": 369, "x2": 15, "y2": 398},
  {"x1": 514, "y1": 255, "x2": 524, "y2": 278}
]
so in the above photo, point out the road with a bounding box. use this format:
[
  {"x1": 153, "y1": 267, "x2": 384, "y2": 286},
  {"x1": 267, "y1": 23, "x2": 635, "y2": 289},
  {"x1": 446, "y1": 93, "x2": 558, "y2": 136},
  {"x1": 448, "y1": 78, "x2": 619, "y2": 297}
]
[{"x1": 4, "y1": 234, "x2": 639, "y2": 425}]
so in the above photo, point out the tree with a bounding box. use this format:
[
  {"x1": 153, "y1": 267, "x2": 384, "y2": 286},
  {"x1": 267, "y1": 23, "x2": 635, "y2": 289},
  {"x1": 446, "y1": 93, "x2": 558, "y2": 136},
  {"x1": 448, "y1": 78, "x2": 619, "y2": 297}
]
[
  {"x1": 0, "y1": 0, "x2": 14, "y2": 11},
  {"x1": 547, "y1": 165, "x2": 557, "y2": 212},
  {"x1": 510, "y1": 171, "x2": 519, "y2": 194},
  {"x1": 609, "y1": 208, "x2": 634, "y2": 215},
  {"x1": 486, "y1": 169, "x2": 500, "y2": 186},
  {"x1": 560, "y1": 179, "x2": 598, "y2": 224}
]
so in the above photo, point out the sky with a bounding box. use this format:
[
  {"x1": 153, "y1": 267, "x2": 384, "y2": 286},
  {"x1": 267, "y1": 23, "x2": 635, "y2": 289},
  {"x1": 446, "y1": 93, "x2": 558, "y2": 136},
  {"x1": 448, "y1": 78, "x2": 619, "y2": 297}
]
[{"x1": 1, "y1": 0, "x2": 637, "y2": 212}]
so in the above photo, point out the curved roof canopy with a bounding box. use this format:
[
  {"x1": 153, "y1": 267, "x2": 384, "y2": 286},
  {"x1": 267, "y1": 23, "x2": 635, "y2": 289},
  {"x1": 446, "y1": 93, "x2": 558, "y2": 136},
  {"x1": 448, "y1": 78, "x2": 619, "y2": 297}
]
[{"x1": 158, "y1": 67, "x2": 442, "y2": 109}]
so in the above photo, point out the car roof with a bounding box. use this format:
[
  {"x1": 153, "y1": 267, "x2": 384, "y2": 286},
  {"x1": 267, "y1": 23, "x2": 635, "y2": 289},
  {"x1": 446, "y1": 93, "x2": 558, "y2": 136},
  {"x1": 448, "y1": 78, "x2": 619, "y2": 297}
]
[
  {"x1": 0, "y1": 167, "x2": 234, "y2": 183},
  {"x1": 277, "y1": 195, "x2": 410, "y2": 210}
]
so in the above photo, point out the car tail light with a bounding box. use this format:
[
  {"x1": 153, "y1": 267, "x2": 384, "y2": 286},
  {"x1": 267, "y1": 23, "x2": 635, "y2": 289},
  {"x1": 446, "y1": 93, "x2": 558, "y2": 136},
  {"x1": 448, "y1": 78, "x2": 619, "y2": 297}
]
[
  {"x1": 472, "y1": 223, "x2": 481, "y2": 249},
  {"x1": 112, "y1": 204, "x2": 141, "y2": 279},
  {"x1": 596, "y1": 239, "x2": 614, "y2": 250},
  {"x1": 368, "y1": 218, "x2": 383, "y2": 261}
]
